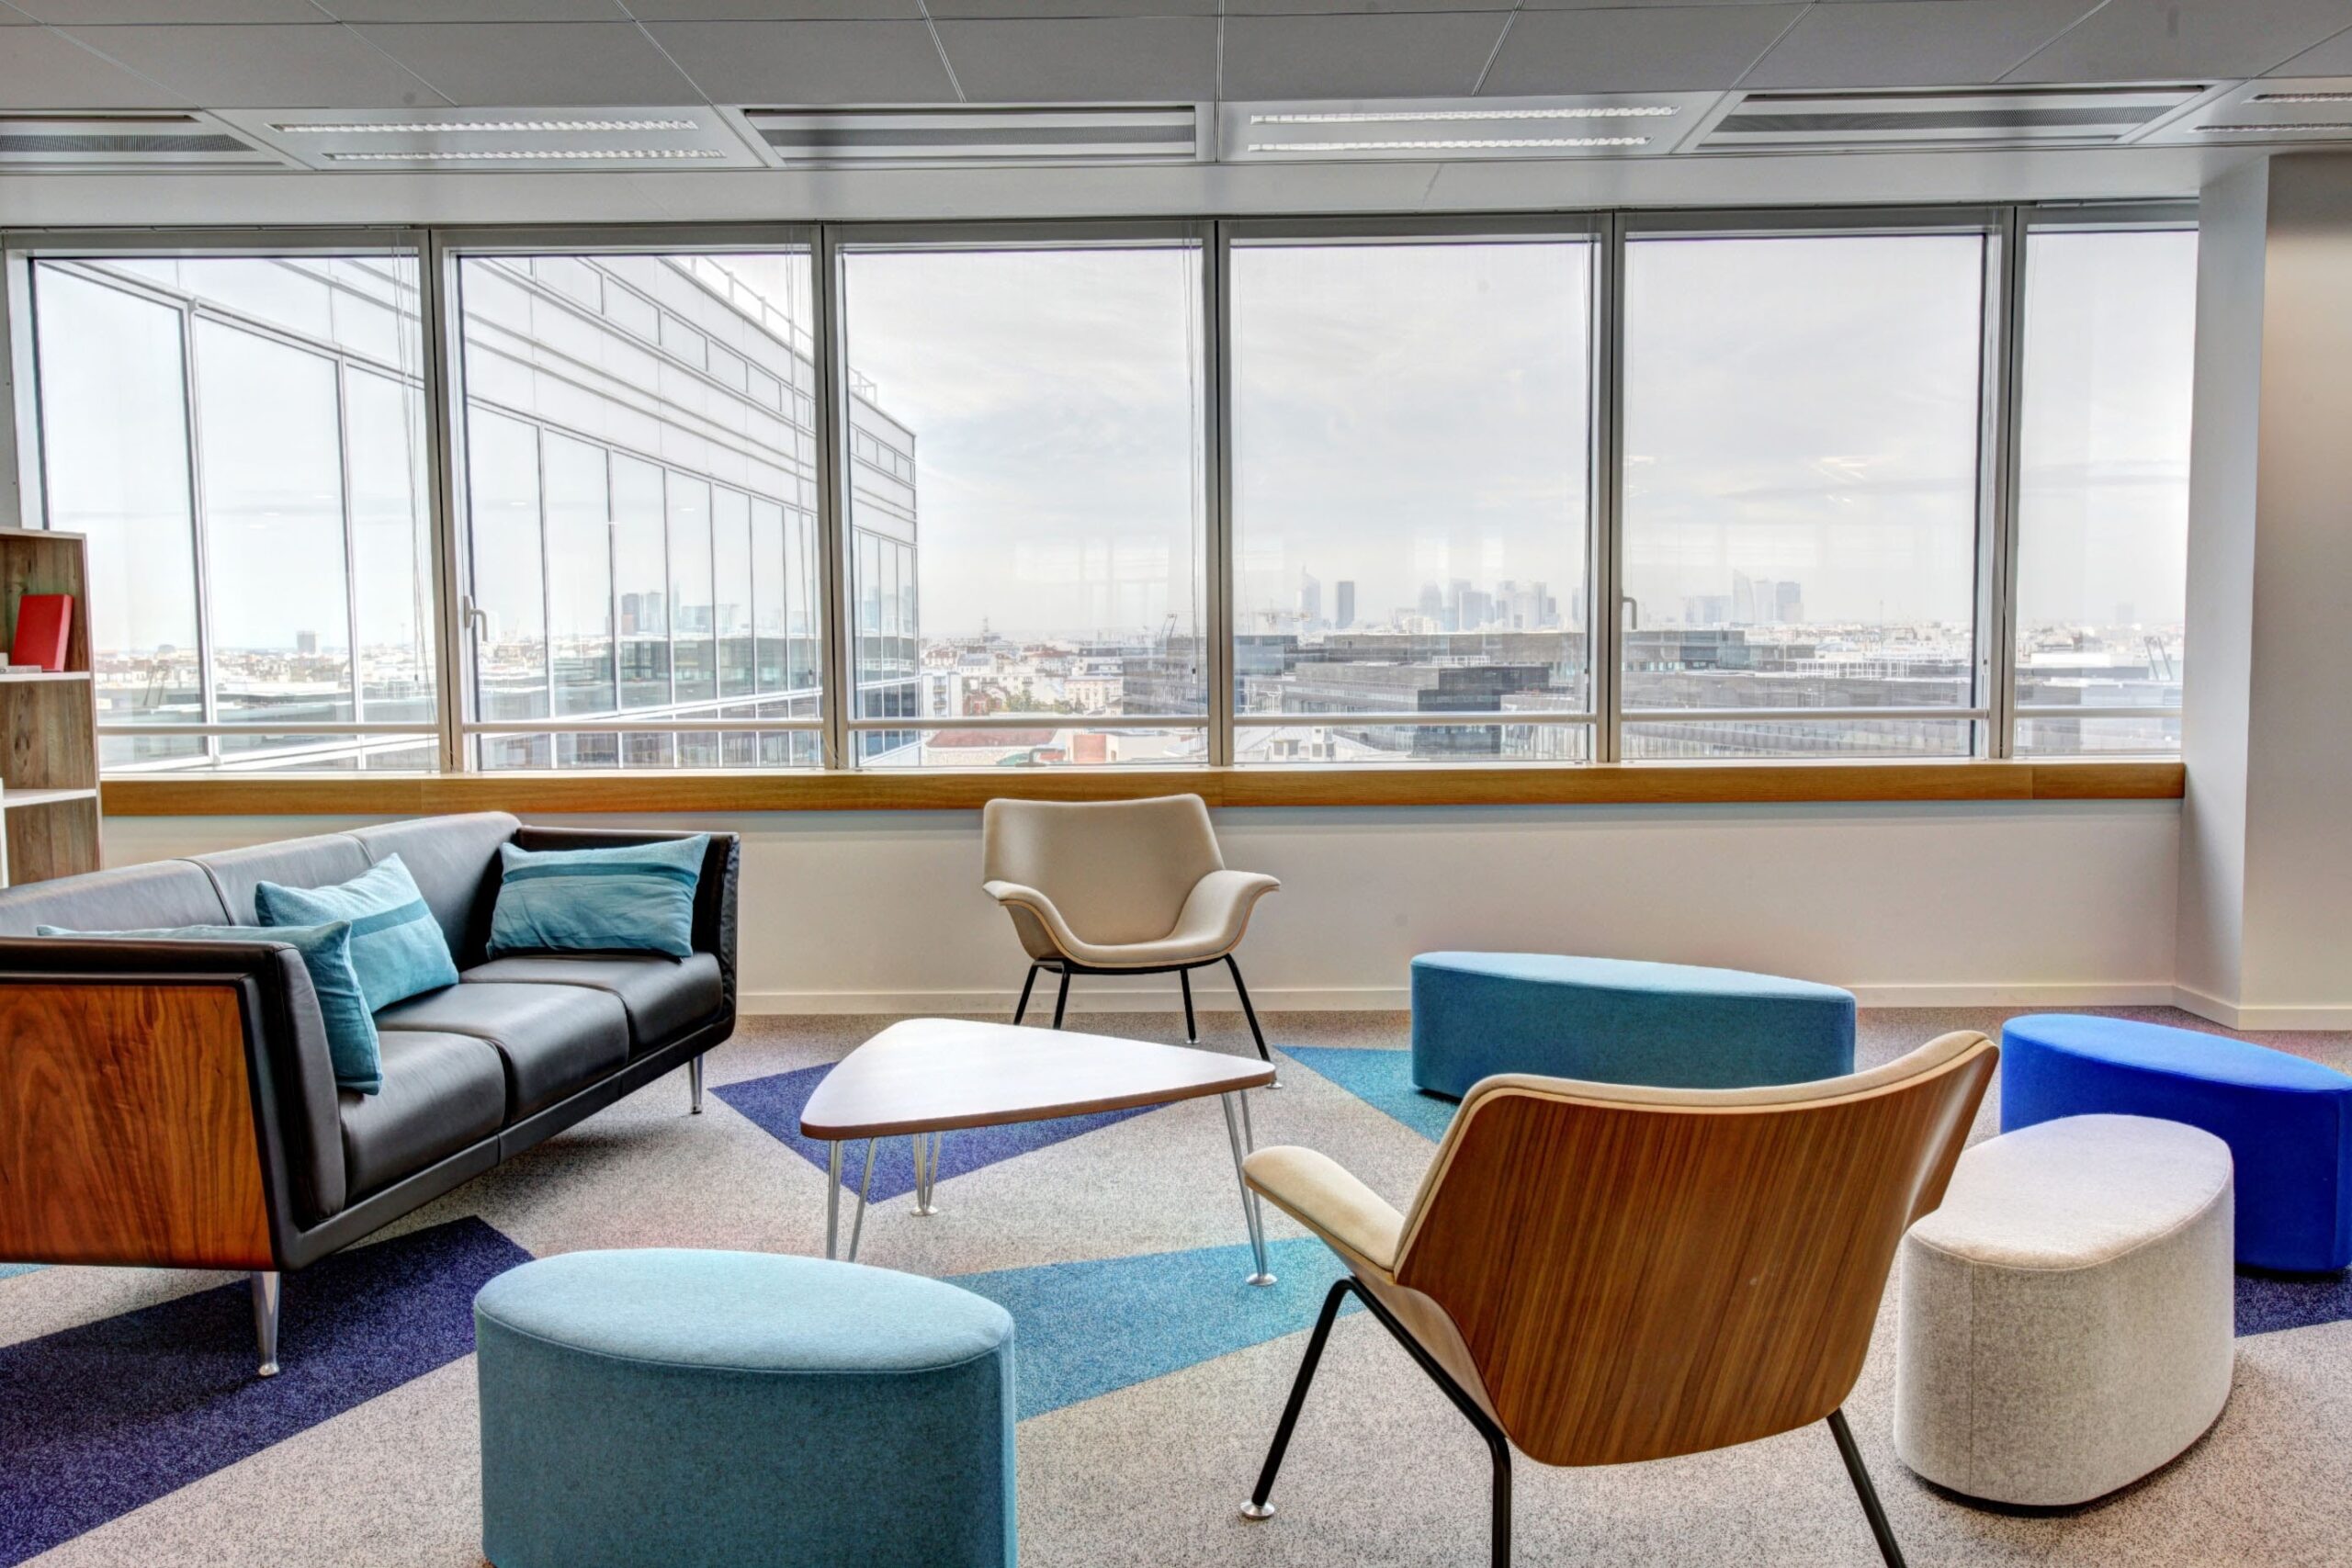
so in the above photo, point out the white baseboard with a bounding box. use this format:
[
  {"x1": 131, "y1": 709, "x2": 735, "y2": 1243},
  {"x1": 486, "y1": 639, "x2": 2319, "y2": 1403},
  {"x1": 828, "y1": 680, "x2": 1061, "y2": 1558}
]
[
  {"x1": 2169, "y1": 984, "x2": 2352, "y2": 1031},
  {"x1": 741, "y1": 981, "x2": 2185, "y2": 1017}
]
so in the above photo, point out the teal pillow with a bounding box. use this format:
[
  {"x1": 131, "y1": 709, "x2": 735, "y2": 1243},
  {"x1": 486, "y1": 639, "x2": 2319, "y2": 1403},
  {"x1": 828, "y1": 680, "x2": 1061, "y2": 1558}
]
[
  {"x1": 489, "y1": 835, "x2": 708, "y2": 960},
  {"x1": 35, "y1": 920, "x2": 381, "y2": 1095},
  {"x1": 254, "y1": 854, "x2": 458, "y2": 1012}
]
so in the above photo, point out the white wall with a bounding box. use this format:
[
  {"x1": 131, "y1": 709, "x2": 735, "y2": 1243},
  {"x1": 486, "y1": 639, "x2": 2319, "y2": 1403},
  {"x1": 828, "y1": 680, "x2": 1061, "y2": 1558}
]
[{"x1": 101, "y1": 800, "x2": 2181, "y2": 1014}]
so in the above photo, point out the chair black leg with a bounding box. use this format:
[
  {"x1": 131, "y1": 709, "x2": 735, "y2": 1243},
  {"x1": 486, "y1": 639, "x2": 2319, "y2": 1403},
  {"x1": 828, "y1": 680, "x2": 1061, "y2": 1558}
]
[
  {"x1": 1243, "y1": 1278, "x2": 1351, "y2": 1521},
  {"x1": 1225, "y1": 954, "x2": 1272, "y2": 1065},
  {"x1": 1012, "y1": 963, "x2": 1041, "y2": 1026},
  {"x1": 1827, "y1": 1408, "x2": 1908, "y2": 1568},
  {"x1": 1052, "y1": 965, "x2": 1072, "y2": 1030},
  {"x1": 1180, "y1": 967, "x2": 1198, "y2": 1043}
]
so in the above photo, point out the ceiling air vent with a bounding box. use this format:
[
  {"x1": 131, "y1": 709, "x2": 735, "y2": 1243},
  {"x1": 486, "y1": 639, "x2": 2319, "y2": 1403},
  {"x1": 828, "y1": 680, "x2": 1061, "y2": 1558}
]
[
  {"x1": 737, "y1": 107, "x2": 1203, "y2": 168},
  {"x1": 2136, "y1": 76, "x2": 2352, "y2": 146},
  {"x1": 215, "y1": 107, "x2": 760, "y2": 171},
  {"x1": 1693, "y1": 86, "x2": 2206, "y2": 152},
  {"x1": 1222, "y1": 94, "x2": 1718, "y2": 162},
  {"x1": 0, "y1": 113, "x2": 288, "y2": 170}
]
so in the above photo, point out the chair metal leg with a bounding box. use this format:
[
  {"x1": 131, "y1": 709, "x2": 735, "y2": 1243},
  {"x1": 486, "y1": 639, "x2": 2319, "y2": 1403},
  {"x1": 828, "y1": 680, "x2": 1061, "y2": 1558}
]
[
  {"x1": 1180, "y1": 966, "x2": 1198, "y2": 1043},
  {"x1": 1827, "y1": 1409, "x2": 1908, "y2": 1568},
  {"x1": 1342, "y1": 1279, "x2": 1513, "y2": 1568},
  {"x1": 1220, "y1": 1091, "x2": 1275, "y2": 1286},
  {"x1": 1225, "y1": 954, "x2": 1277, "y2": 1083},
  {"x1": 1051, "y1": 965, "x2": 1072, "y2": 1029},
  {"x1": 1243, "y1": 1278, "x2": 1352, "y2": 1521},
  {"x1": 1013, "y1": 963, "x2": 1041, "y2": 1025},
  {"x1": 688, "y1": 1053, "x2": 704, "y2": 1114},
  {"x1": 250, "y1": 1270, "x2": 281, "y2": 1378}
]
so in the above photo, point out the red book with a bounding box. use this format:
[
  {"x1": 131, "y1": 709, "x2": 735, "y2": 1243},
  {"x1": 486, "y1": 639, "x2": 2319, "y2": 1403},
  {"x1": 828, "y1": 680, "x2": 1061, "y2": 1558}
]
[{"x1": 10, "y1": 593, "x2": 72, "y2": 672}]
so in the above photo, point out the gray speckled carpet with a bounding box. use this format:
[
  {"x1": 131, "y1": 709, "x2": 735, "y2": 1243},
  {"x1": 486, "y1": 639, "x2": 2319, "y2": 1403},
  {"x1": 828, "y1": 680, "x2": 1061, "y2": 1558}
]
[{"x1": 6, "y1": 1007, "x2": 2348, "y2": 1568}]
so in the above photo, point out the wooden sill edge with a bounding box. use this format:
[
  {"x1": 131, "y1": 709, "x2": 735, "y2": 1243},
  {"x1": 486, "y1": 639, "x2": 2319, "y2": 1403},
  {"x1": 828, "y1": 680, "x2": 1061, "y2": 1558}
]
[{"x1": 98, "y1": 760, "x2": 2186, "y2": 817}]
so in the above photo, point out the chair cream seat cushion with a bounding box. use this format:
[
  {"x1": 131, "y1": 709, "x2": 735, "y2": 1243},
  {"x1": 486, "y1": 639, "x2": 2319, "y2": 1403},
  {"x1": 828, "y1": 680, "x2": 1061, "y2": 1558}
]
[
  {"x1": 1243, "y1": 1145, "x2": 1406, "y2": 1272},
  {"x1": 1894, "y1": 1113, "x2": 2235, "y2": 1506},
  {"x1": 983, "y1": 868, "x2": 1277, "y2": 968}
]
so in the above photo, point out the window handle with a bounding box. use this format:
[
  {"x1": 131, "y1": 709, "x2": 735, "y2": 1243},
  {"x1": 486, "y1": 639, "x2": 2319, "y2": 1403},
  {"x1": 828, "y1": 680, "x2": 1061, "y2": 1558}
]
[
  {"x1": 1621, "y1": 595, "x2": 1640, "y2": 632},
  {"x1": 462, "y1": 595, "x2": 490, "y2": 640}
]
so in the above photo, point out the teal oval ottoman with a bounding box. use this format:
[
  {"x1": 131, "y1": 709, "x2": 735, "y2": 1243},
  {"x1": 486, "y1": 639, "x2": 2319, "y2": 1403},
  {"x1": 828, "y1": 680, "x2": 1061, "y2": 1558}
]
[
  {"x1": 474, "y1": 1249, "x2": 1016, "y2": 1568},
  {"x1": 1410, "y1": 952, "x2": 1856, "y2": 1098}
]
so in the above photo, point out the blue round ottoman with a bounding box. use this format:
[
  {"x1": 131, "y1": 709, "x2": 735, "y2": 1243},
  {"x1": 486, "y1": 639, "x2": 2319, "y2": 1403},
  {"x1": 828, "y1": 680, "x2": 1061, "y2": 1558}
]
[
  {"x1": 2002, "y1": 1014, "x2": 2352, "y2": 1272},
  {"x1": 474, "y1": 1249, "x2": 1016, "y2": 1568},
  {"x1": 1409, "y1": 952, "x2": 1855, "y2": 1099}
]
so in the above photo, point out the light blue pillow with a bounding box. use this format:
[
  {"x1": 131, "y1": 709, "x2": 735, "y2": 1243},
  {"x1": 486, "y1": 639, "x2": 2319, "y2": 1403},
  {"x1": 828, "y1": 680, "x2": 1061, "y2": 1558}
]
[
  {"x1": 36, "y1": 920, "x2": 381, "y2": 1095},
  {"x1": 254, "y1": 854, "x2": 458, "y2": 1012},
  {"x1": 489, "y1": 835, "x2": 709, "y2": 960}
]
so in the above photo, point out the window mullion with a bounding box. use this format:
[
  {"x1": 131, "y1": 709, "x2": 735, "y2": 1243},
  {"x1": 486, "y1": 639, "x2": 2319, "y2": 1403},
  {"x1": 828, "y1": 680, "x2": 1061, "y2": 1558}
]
[
  {"x1": 811, "y1": 223, "x2": 854, "y2": 773},
  {"x1": 1984, "y1": 206, "x2": 2030, "y2": 761},
  {"x1": 418, "y1": 228, "x2": 470, "y2": 775},
  {"x1": 1206, "y1": 218, "x2": 1235, "y2": 769},
  {"x1": 1594, "y1": 209, "x2": 1627, "y2": 765}
]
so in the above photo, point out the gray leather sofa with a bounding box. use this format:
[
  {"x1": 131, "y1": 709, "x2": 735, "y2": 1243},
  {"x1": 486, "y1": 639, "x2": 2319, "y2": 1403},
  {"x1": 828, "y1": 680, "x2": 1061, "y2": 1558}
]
[{"x1": 0, "y1": 812, "x2": 737, "y2": 1373}]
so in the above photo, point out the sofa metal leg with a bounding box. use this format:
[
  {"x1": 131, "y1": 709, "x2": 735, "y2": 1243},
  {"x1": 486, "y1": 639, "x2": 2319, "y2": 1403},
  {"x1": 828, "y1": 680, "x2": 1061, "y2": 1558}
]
[
  {"x1": 1052, "y1": 966, "x2": 1072, "y2": 1030},
  {"x1": 689, "y1": 1053, "x2": 705, "y2": 1114},
  {"x1": 250, "y1": 1270, "x2": 281, "y2": 1378},
  {"x1": 1827, "y1": 1408, "x2": 1908, "y2": 1568},
  {"x1": 1013, "y1": 963, "x2": 1041, "y2": 1025},
  {"x1": 1243, "y1": 1277, "x2": 1351, "y2": 1520},
  {"x1": 1180, "y1": 966, "x2": 1198, "y2": 1042},
  {"x1": 1225, "y1": 954, "x2": 1277, "y2": 1084}
]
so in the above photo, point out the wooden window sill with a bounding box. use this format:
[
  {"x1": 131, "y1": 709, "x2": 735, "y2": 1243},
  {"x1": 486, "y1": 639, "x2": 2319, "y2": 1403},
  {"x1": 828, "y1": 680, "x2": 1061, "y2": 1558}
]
[{"x1": 97, "y1": 759, "x2": 2185, "y2": 817}]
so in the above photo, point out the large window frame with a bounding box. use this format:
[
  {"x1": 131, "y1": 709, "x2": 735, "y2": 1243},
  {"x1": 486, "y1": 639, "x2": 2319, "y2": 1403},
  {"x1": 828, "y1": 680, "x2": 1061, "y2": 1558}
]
[{"x1": 0, "y1": 202, "x2": 2195, "y2": 790}]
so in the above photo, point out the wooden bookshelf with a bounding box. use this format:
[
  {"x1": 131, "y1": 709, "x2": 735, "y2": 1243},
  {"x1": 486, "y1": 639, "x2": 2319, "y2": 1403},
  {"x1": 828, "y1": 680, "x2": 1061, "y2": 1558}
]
[{"x1": 0, "y1": 527, "x2": 101, "y2": 887}]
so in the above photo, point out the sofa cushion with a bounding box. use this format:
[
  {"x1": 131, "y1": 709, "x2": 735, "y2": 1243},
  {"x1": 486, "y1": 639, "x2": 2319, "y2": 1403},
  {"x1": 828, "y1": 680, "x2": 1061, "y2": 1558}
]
[
  {"x1": 258, "y1": 855, "x2": 459, "y2": 1011},
  {"x1": 349, "y1": 813, "x2": 521, "y2": 967},
  {"x1": 341, "y1": 1031, "x2": 506, "y2": 1200},
  {"x1": 193, "y1": 833, "x2": 372, "y2": 924},
  {"x1": 0, "y1": 859, "x2": 231, "y2": 937},
  {"x1": 463, "y1": 953, "x2": 724, "y2": 1050},
  {"x1": 375, "y1": 981, "x2": 629, "y2": 1122},
  {"x1": 488, "y1": 835, "x2": 710, "y2": 961}
]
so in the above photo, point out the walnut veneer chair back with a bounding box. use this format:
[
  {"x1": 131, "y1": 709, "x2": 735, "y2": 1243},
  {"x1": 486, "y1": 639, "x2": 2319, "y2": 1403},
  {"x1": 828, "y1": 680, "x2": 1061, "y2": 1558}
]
[
  {"x1": 1394, "y1": 1031, "x2": 1997, "y2": 1469},
  {"x1": 981, "y1": 795, "x2": 1226, "y2": 954}
]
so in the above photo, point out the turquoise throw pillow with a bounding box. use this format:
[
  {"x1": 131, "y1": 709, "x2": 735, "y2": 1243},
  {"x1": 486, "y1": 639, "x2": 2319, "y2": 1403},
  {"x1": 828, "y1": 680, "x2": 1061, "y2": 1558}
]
[
  {"x1": 254, "y1": 854, "x2": 458, "y2": 1012},
  {"x1": 35, "y1": 920, "x2": 382, "y2": 1095},
  {"x1": 489, "y1": 835, "x2": 708, "y2": 960}
]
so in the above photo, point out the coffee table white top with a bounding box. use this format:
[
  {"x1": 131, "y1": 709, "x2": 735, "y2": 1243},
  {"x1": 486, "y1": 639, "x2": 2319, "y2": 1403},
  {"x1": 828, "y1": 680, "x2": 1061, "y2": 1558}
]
[{"x1": 799, "y1": 1018, "x2": 1277, "y2": 1140}]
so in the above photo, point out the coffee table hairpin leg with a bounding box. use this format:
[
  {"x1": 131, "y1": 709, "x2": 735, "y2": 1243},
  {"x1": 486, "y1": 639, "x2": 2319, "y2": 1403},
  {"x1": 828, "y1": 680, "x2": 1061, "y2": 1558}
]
[
  {"x1": 824, "y1": 1139, "x2": 881, "y2": 1263},
  {"x1": 910, "y1": 1132, "x2": 944, "y2": 1217},
  {"x1": 1221, "y1": 1090, "x2": 1276, "y2": 1288}
]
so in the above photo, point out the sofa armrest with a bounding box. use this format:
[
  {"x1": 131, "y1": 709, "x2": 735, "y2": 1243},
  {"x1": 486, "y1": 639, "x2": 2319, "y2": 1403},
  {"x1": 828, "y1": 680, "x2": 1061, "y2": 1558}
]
[
  {"x1": 0, "y1": 938, "x2": 348, "y2": 1269},
  {"x1": 507, "y1": 827, "x2": 741, "y2": 1014}
]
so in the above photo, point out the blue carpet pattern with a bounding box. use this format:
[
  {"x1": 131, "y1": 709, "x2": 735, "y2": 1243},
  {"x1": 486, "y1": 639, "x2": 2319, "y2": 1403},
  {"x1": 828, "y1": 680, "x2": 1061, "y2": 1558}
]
[
  {"x1": 1283, "y1": 1044, "x2": 1456, "y2": 1141},
  {"x1": 2237, "y1": 1269, "x2": 2352, "y2": 1337},
  {"x1": 0, "y1": 1264, "x2": 43, "y2": 1281},
  {"x1": 0, "y1": 1217, "x2": 530, "y2": 1566},
  {"x1": 714, "y1": 1060, "x2": 1168, "y2": 1202},
  {"x1": 954, "y1": 1237, "x2": 1355, "y2": 1419}
]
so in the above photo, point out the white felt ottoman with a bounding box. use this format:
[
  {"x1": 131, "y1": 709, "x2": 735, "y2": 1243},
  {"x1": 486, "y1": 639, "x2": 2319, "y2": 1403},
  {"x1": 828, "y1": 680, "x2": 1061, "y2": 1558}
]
[{"x1": 1894, "y1": 1113, "x2": 2235, "y2": 1506}]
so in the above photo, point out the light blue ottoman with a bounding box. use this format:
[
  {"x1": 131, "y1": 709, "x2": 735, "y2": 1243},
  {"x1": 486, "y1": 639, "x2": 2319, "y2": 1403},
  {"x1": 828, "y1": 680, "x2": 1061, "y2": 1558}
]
[
  {"x1": 474, "y1": 1249, "x2": 1016, "y2": 1568},
  {"x1": 1409, "y1": 952, "x2": 1856, "y2": 1098}
]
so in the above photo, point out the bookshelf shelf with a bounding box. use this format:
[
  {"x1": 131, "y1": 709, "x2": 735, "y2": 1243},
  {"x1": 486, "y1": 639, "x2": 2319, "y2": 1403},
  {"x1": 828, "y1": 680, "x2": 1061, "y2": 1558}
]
[{"x1": 0, "y1": 526, "x2": 101, "y2": 888}]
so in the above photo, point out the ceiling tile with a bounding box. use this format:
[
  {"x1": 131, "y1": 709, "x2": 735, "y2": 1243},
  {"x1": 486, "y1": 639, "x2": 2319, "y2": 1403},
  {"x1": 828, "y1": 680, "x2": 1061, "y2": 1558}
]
[
  {"x1": 0, "y1": 24, "x2": 189, "y2": 105},
  {"x1": 57, "y1": 22, "x2": 449, "y2": 108},
  {"x1": 352, "y1": 21, "x2": 701, "y2": 105},
  {"x1": 12, "y1": 1, "x2": 325, "y2": 19},
  {"x1": 1745, "y1": 0, "x2": 2098, "y2": 90},
  {"x1": 322, "y1": 2, "x2": 628, "y2": 20},
  {"x1": 618, "y1": 2, "x2": 918, "y2": 17},
  {"x1": 934, "y1": 17, "x2": 1216, "y2": 101},
  {"x1": 2270, "y1": 26, "x2": 2352, "y2": 75},
  {"x1": 926, "y1": 1, "x2": 1216, "y2": 16},
  {"x1": 1220, "y1": 12, "x2": 1514, "y2": 100},
  {"x1": 644, "y1": 20, "x2": 958, "y2": 105},
  {"x1": 2007, "y1": 0, "x2": 2352, "y2": 83},
  {"x1": 1225, "y1": 2, "x2": 1510, "y2": 13},
  {"x1": 1483, "y1": 6, "x2": 1804, "y2": 95}
]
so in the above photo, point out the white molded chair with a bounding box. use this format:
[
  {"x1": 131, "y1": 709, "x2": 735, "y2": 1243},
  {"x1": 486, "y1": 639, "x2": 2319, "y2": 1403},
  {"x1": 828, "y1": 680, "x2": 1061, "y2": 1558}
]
[{"x1": 981, "y1": 795, "x2": 1280, "y2": 1064}]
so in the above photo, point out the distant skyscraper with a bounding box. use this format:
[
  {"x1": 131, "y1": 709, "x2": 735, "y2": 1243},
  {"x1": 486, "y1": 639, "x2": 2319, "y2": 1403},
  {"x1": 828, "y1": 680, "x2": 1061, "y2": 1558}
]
[
  {"x1": 1335, "y1": 580, "x2": 1355, "y2": 629},
  {"x1": 1774, "y1": 581, "x2": 1804, "y2": 625},
  {"x1": 295, "y1": 629, "x2": 319, "y2": 657},
  {"x1": 1297, "y1": 569, "x2": 1322, "y2": 628},
  {"x1": 1419, "y1": 582, "x2": 1445, "y2": 626},
  {"x1": 1445, "y1": 579, "x2": 1472, "y2": 632}
]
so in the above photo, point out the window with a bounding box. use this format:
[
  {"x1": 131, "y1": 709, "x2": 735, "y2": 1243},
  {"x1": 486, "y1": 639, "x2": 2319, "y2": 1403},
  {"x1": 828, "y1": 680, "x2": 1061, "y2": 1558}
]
[
  {"x1": 28, "y1": 253, "x2": 436, "y2": 772},
  {"x1": 2012, "y1": 227, "x2": 2196, "y2": 756},
  {"x1": 1229, "y1": 232, "x2": 1595, "y2": 764},
  {"x1": 1621, "y1": 231, "x2": 1989, "y2": 759},
  {"x1": 451, "y1": 248, "x2": 824, "y2": 769},
  {"x1": 836, "y1": 235, "x2": 1208, "y2": 767}
]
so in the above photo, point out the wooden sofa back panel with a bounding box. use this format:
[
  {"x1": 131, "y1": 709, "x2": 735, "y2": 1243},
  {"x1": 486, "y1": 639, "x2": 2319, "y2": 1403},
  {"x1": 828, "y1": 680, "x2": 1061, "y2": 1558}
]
[{"x1": 0, "y1": 981, "x2": 273, "y2": 1269}]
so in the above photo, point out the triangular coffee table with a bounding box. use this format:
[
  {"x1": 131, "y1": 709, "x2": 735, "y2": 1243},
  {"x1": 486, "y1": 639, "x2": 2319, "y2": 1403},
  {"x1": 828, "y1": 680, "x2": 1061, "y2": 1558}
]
[{"x1": 801, "y1": 1018, "x2": 1281, "y2": 1283}]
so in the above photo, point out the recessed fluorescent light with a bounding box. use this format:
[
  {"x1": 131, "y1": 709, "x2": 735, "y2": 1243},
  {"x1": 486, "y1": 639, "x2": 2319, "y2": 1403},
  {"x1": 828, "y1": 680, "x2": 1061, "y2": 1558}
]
[
  {"x1": 276, "y1": 118, "x2": 698, "y2": 135},
  {"x1": 1250, "y1": 136, "x2": 1649, "y2": 152},
  {"x1": 1251, "y1": 107, "x2": 1675, "y2": 124},
  {"x1": 2193, "y1": 121, "x2": 2352, "y2": 133},
  {"x1": 322, "y1": 147, "x2": 728, "y2": 162},
  {"x1": 2246, "y1": 92, "x2": 2352, "y2": 105}
]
